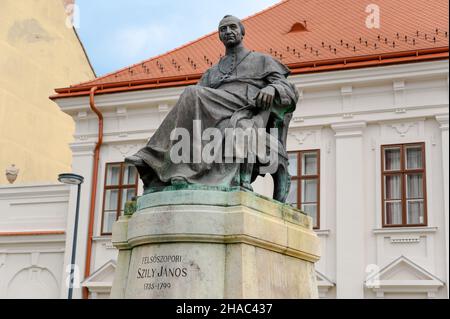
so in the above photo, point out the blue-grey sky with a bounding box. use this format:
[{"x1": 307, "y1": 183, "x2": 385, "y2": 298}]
[{"x1": 76, "y1": 0, "x2": 280, "y2": 76}]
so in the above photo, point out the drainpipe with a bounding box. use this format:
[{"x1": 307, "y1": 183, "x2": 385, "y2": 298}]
[{"x1": 83, "y1": 86, "x2": 102, "y2": 299}]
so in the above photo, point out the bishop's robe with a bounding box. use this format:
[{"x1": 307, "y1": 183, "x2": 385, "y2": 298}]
[{"x1": 127, "y1": 48, "x2": 299, "y2": 191}]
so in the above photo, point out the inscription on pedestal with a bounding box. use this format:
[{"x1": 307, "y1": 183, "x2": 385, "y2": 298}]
[
  {"x1": 136, "y1": 255, "x2": 188, "y2": 291},
  {"x1": 125, "y1": 244, "x2": 226, "y2": 298}
]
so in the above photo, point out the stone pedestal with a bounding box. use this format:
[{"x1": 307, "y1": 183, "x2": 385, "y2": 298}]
[{"x1": 110, "y1": 190, "x2": 320, "y2": 299}]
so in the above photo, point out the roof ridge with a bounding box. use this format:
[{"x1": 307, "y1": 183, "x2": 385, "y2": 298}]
[{"x1": 73, "y1": 0, "x2": 288, "y2": 87}]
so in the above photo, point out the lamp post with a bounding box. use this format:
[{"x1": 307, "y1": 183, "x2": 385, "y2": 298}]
[{"x1": 58, "y1": 173, "x2": 84, "y2": 299}]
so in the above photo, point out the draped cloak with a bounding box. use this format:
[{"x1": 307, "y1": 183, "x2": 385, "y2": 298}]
[{"x1": 127, "y1": 49, "x2": 299, "y2": 191}]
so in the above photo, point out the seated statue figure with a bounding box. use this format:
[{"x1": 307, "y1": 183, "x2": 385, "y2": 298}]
[{"x1": 126, "y1": 15, "x2": 299, "y2": 202}]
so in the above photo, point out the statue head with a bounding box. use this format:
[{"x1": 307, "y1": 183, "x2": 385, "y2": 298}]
[{"x1": 218, "y1": 15, "x2": 245, "y2": 48}]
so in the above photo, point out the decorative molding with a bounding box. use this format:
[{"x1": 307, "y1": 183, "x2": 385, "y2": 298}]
[
  {"x1": 10, "y1": 196, "x2": 68, "y2": 206},
  {"x1": 289, "y1": 60, "x2": 448, "y2": 89},
  {"x1": 435, "y1": 114, "x2": 449, "y2": 131},
  {"x1": 0, "y1": 184, "x2": 70, "y2": 200},
  {"x1": 116, "y1": 106, "x2": 128, "y2": 137},
  {"x1": 326, "y1": 141, "x2": 332, "y2": 154},
  {"x1": 158, "y1": 104, "x2": 170, "y2": 124},
  {"x1": 77, "y1": 111, "x2": 88, "y2": 119},
  {"x1": 331, "y1": 121, "x2": 367, "y2": 137},
  {"x1": 395, "y1": 108, "x2": 407, "y2": 114},
  {"x1": 4, "y1": 265, "x2": 61, "y2": 298},
  {"x1": 316, "y1": 270, "x2": 335, "y2": 298},
  {"x1": 81, "y1": 260, "x2": 116, "y2": 295},
  {"x1": 389, "y1": 122, "x2": 418, "y2": 137},
  {"x1": 373, "y1": 227, "x2": 438, "y2": 235},
  {"x1": 158, "y1": 104, "x2": 170, "y2": 112},
  {"x1": 30, "y1": 252, "x2": 40, "y2": 267},
  {"x1": 365, "y1": 256, "x2": 444, "y2": 298},
  {"x1": 390, "y1": 236, "x2": 421, "y2": 244},
  {"x1": 54, "y1": 61, "x2": 448, "y2": 114},
  {"x1": 431, "y1": 133, "x2": 438, "y2": 146},
  {"x1": 0, "y1": 249, "x2": 65, "y2": 254},
  {"x1": 100, "y1": 241, "x2": 115, "y2": 250},
  {"x1": 393, "y1": 80, "x2": 405, "y2": 91},
  {"x1": 55, "y1": 61, "x2": 448, "y2": 122},
  {"x1": 112, "y1": 144, "x2": 140, "y2": 157},
  {"x1": 55, "y1": 86, "x2": 184, "y2": 113},
  {"x1": 341, "y1": 85, "x2": 353, "y2": 95},
  {"x1": 116, "y1": 107, "x2": 127, "y2": 116},
  {"x1": 125, "y1": 233, "x2": 320, "y2": 263},
  {"x1": 0, "y1": 231, "x2": 65, "y2": 237},
  {"x1": 92, "y1": 236, "x2": 112, "y2": 241},
  {"x1": 287, "y1": 104, "x2": 447, "y2": 128},
  {"x1": 371, "y1": 138, "x2": 376, "y2": 151},
  {"x1": 341, "y1": 85, "x2": 353, "y2": 114},
  {"x1": 5, "y1": 164, "x2": 19, "y2": 184},
  {"x1": 70, "y1": 142, "x2": 96, "y2": 155},
  {"x1": 0, "y1": 236, "x2": 66, "y2": 246},
  {"x1": 315, "y1": 229, "x2": 331, "y2": 237},
  {"x1": 76, "y1": 135, "x2": 89, "y2": 141},
  {"x1": 74, "y1": 129, "x2": 154, "y2": 144},
  {"x1": 288, "y1": 131, "x2": 314, "y2": 145},
  {"x1": 393, "y1": 80, "x2": 406, "y2": 109},
  {"x1": 76, "y1": 111, "x2": 89, "y2": 141},
  {"x1": 93, "y1": 236, "x2": 115, "y2": 250}
]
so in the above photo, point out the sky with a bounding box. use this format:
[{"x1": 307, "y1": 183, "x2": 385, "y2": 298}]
[{"x1": 76, "y1": 0, "x2": 281, "y2": 76}]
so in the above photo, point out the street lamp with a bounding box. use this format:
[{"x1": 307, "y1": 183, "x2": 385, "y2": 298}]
[{"x1": 58, "y1": 173, "x2": 84, "y2": 299}]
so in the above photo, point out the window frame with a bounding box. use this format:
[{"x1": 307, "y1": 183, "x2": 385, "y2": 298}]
[
  {"x1": 101, "y1": 162, "x2": 139, "y2": 235},
  {"x1": 288, "y1": 149, "x2": 321, "y2": 229},
  {"x1": 381, "y1": 142, "x2": 428, "y2": 228}
]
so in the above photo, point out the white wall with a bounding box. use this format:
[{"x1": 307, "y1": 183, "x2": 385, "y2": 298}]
[{"x1": 0, "y1": 184, "x2": 69, "y2": 298}]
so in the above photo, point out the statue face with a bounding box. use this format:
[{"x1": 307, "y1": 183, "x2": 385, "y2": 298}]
[{"x1": 219, "y1": 19, "x2": 243, "y2": 48}]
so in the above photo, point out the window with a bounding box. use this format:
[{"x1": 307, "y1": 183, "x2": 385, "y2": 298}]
[
  {"x1": 381, "y1": 143, "x2": 427, "y2": 227},
  {"x1": 287, "y1": 150, "x2": 320, "y2": 229},
  {"x1": 101, "y1": 162, "x2": 139, "y2": 234}
]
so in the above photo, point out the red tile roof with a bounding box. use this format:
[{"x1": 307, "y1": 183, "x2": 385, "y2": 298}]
[{"x1": 52, "y1": 0, "x2": 448, "y2": 99}]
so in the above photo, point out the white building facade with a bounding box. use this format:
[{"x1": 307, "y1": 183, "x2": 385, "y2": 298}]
[
  {"x1": 0, "y1": 184, "x2": 70, "y2": 298},
  {"x1": 36, "y1": 59, "x2": 445, "y2": 299},
  {"x1": 0, "y1": 59, "x2": 448, "y2": 299}
]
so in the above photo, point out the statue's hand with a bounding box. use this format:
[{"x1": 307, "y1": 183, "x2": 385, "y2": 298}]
[{"x1": 255, "y1": 86, "x2": 275, "y2": 110}]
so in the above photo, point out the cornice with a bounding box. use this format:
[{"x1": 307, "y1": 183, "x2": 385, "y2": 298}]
[{"x1": 331, "y1": 121, "x2": 367, "y2": 137}]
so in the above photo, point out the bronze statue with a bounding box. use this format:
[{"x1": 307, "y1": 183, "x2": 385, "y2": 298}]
[{"x1": 126, "y1": 15, "x2": 299, "y2": 202}]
